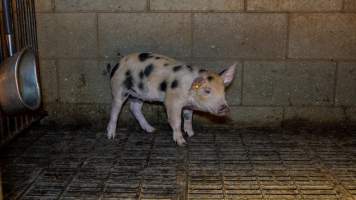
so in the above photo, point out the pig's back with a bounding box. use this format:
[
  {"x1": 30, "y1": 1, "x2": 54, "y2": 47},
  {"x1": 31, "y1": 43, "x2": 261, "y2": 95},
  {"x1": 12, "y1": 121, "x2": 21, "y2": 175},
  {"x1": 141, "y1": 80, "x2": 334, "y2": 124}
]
[{"x1": 111, "y1": 53, "x2": 197, "y2": 102}]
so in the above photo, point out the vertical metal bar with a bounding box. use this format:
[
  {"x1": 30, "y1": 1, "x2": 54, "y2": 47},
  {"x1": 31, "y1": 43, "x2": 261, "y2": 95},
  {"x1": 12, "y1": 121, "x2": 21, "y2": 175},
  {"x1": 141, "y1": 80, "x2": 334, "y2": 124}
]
[
  {"x1": 23, "y1": 0, "x2": 28, "y2": 47},
  {"x1": 6, "y1": 116, "x2": 10, "y2": 138},
  {"x1": 16, "y1": 0, "x2": 23, "y2": 49},
  {"x1": 31, "y1": 0, "x2": 38, "y2": 53},
  {"x1": 20, "y1": 0, "x2": 26, "y2": 48},
  {"x1": 28, "y1": 0, "x2": 34, "y2": 49},
  {"x1": 0, "y1": 171, "x2": 3, "y2": 200},
  {"x1": 0, "y1": 113, "x2": 4, "y2": 144},
  {"x1": 2, "y1": 0, "x2": 16, "y2": 56},
  {"x1": 26, "y1": 0, "x2": 32, "y2": 48},
  {"x1": 30, "y1": 0, "x2": 37, "y2": 52}
]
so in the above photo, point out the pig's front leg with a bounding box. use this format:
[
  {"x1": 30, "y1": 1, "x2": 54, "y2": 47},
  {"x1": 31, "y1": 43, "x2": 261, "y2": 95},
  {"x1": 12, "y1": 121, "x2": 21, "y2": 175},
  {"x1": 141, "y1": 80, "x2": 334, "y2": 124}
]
[
  {"x1": 183, "y1": 109, "x2": 194, "y2": 137},
  {"x1": 165, "y1": 101, "x2": 186, "y2": 146}
]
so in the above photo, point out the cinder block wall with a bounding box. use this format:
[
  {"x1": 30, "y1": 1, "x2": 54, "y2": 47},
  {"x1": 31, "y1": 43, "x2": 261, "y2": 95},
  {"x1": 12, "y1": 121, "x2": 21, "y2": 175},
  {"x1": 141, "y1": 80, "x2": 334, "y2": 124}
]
[{"x1": 36, "y1": 0, "x2": 356, "y2": 128}]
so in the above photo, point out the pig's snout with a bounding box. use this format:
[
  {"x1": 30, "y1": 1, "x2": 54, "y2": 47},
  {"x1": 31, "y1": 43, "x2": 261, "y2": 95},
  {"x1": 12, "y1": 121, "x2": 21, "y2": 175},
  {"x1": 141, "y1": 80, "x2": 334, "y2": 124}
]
[{"x1": 217, "y1": 104, "x2": 230, "y2": 115}]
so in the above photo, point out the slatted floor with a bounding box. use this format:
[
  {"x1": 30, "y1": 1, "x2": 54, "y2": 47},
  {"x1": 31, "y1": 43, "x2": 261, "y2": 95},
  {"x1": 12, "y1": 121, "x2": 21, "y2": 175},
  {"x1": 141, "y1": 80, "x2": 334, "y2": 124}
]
[{"x1": 1, "y1": 126, "x2": 355, "y2": 199}]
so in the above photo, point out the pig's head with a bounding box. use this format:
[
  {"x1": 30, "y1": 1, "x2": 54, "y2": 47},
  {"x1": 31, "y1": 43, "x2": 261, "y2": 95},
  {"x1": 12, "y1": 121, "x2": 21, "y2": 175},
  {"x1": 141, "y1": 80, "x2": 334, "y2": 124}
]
[{"x1": 189, "y1": 64, "x2": 236, "y2": 116}]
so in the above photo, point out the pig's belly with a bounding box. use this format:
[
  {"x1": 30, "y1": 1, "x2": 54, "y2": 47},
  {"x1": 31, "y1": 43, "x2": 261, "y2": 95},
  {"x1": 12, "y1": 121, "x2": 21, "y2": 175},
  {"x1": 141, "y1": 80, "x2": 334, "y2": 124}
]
[{"x1": 129, "y1": 88, "x2": 164, "y2": 102}]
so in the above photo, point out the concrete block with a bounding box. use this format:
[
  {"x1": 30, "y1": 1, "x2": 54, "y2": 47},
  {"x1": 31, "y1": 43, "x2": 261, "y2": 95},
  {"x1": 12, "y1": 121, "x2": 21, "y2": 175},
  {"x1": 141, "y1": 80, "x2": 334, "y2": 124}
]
[
  {"x1": 247, "y1": 0, "x2": 343, "y2": 11},
  {"x1": 37, "y1": 13, "x2": 97, "y2": 58},
  {"x1": 58, "y1": 59, "x2": 111, "y2": 103},
  {"x1": 39, "y1": 59, "x2": 58, "y2": 103},
  {"x1": 229, "y1": 106, "x2": 283, "y2": 127},
  {"x1": 335, "y1": 62, "x2": 356, "y2": 106},
  {"x1": 55, "y1": 0, "x2": 147, "y2": 12},
  {"x1": 44, "y1": 103, "x2": 110, "y2": 128},
  {"x1": 188, "y1": 60, "x2": 242, "y2": 106},
  {"x1": 35, "y1": 0, "x2": 53, "y2": 12},
  {"x1": 284, "y1": 107, "x2": 345, "y2": 123},
  {"x1": 44, "y1": 103, "x2": 160, "y2": 128},
  {"x1": 289, "y1": 14, "x2": 356, "y2": 59},
  {"x1": 150, "y1": 0, "x2": 243, "y2": 11},
  {"x1": 243, "y1": 61, "x2": 335, "y2": 106},
  {"x1": 98, "y1": 13, "x2": 191, "y2": 58},
  {"x1": 344, "y1": 0, "x2": 356, "y2": 11},
  {"x1": 193, "y1": 13, "x2": 287, "y2": 59}
]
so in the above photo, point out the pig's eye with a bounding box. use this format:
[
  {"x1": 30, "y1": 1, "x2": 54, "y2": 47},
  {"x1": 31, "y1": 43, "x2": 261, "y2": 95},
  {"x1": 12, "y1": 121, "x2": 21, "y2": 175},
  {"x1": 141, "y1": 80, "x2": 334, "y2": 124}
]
[{"x1": 203, "y1": 88, "x2": 211, "y2": 95}]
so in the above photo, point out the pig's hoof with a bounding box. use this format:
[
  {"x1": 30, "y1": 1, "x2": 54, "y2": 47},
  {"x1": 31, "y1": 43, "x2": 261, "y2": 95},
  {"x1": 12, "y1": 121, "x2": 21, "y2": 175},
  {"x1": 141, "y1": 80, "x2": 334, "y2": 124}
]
[
  {"x1": 174, "y1": 136, "x2": 187, "y2": 146},
  {"x1": 143, "y1": 125, "x2": 156, "y2": 133},
  {"x1": 185, "y1": 129, "x2": 195, "y2": 137},
  {"x1": 107, "y1": 128, "x2": 116, "y2": 139}
]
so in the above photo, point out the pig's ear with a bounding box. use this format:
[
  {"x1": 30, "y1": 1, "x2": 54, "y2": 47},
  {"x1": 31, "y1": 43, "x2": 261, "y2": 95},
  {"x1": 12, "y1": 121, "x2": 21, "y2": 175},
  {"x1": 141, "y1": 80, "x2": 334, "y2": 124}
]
[{"x1": 219, "y1": 63, "x2": 236, "y2": 86}]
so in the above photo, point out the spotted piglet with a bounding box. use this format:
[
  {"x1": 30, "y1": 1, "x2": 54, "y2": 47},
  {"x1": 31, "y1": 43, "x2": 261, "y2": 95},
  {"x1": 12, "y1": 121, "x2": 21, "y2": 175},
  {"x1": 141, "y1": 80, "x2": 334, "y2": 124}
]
[{"x1": 106, "y1": 53, "x2": 236, "y2": 146}]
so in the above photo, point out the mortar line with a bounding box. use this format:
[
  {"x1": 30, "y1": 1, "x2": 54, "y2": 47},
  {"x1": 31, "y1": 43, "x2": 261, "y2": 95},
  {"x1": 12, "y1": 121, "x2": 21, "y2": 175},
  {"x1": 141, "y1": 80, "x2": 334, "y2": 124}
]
[
  {"x1": 243, "y1": 0, "x2": 247, "y2": 11},
  {"x1": 147, "y1": 0, "x2": 150, "y2": 12},
  {"x1": 36, "y1": 10, "x2": 356, "y2": 14},
  {"x1": 281, "y1": 106, "x2": 286, "y2": 127},
  {"x1": 342, "y1": 0, "x2": 346, "y2": 11},
  {"x1": 240, "y1": 60, "x2": 245, "y2": 106},
  {"x1": 95, "y1": 12, "x2": 100, "y2": 61},
  {"x1": 52, "y1": 0, "x2": 55, "y2": 12},
  {"x1": 285, "y1": 13, "x2": 290, "y2": 59},
  {"x1": 333, "y1": 62, "x2": 339, "y2": 106},
  {"x1": 55, "y1": 59, "x2": 60, "y2": 103},
  {"x1": 46, "y1": 56, "x2": 356, "y2": 63},
  {"x1": 190, "y1": 13, "x2": 194, "y2": 59},
  {"x1": 49, "y1": 102, "x2": 353, "y2": 109}
]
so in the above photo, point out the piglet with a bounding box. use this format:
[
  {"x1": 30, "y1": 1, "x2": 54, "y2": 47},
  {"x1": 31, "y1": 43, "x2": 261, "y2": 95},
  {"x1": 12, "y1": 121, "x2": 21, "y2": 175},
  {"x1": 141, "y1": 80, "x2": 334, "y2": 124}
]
[{"x1": 106, "y1": 53, "x2": 236, "y2": 146}]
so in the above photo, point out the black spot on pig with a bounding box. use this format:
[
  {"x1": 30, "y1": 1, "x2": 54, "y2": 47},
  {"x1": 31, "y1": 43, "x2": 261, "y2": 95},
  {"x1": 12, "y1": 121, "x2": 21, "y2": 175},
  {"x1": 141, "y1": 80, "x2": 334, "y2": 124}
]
[
  {"x1": 155, "y1": 57, "x2": 161, "y2": 59},
  {"x1": 207, "y1": 76, "x2": 214, "y2": 81},
  {"x1": 138, "y1": 82, "x2": 144, "y2": 90},
  {"x1": 173, "y1": 65, "x2": 182, "y2": 72},
  {"x1": 199, "y1": 69, "x2": 207, "y2": 73},
  {"x1": 160, "y1": 81, "x2": 167, "y2": 92},
  {"x1": 164, "y1": 63, "x2": 169, "y2": 67},
  {"x1": 171, "y1": 80, "x2": 178, "y2": 89},
  {"x1": 138, "y1": 53, "x2": 153, "y2": 62},
  {"x1": 186, "y1": 65, "x2": 193, "y2": 72},
  {"x1": 139, "y1": 70, "x2": 144, "y2": 79},
  {"x1": 125, "y1": 70, "x2": 131, "y2": 76},
  {"x1": 144, "y1": 64, "x2": 154, "y2": 77},
  {"x1": 123, "y1": 74, "x2": 134, "y2": 90}
]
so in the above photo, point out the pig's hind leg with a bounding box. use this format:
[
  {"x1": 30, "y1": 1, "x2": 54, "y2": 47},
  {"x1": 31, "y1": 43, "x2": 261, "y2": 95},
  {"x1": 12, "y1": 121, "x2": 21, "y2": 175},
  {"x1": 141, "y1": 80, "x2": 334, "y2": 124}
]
[
  {"x1": 183, "y1": 109, "x2": 194, "y2": 137},
  {"x1": 129, "y1": 99, "x2": 156, "y2": 133},
  {"x1": 107, "y1": 92, "x2": 127, "y2": 139}
]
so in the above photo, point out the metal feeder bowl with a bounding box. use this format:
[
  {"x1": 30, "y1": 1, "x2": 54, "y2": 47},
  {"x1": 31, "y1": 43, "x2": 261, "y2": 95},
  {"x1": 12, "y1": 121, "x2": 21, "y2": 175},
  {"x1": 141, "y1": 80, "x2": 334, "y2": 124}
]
[{"x1": 0, "y1": 48, "x2": 41, "y2": 114}]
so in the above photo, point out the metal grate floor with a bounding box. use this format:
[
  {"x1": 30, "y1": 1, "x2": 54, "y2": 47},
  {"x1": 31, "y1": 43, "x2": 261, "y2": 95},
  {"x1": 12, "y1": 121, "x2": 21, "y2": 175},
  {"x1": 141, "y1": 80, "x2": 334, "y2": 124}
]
[{"x1": 1, "y1": 126, "x2": 355, "y2": 200}]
